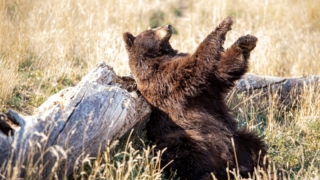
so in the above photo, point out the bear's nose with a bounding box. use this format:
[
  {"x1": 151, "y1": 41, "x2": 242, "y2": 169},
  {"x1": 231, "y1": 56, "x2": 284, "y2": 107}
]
[{"x1": 165, "y1": 24, "x2": 172, "y2": 31}]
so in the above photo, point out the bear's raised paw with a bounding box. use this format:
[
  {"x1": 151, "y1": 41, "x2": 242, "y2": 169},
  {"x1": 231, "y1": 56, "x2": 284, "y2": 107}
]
[{"x1": 237, "y1": 34, "x2": 258, "y2": 53}]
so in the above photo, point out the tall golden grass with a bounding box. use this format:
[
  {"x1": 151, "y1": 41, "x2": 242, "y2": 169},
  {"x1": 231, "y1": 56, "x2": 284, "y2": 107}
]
[
  {"x1": 1, "y1": 0, "x2": 320, "y2": 108},
  {"x1": 0, "y1": 0, "x2": 319, "y2": 179}
]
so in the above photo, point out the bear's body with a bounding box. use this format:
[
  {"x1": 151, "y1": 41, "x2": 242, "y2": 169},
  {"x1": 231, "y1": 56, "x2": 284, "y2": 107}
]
[{"x1": 123, "y1": 17, "x2": 267, "y2": 179}]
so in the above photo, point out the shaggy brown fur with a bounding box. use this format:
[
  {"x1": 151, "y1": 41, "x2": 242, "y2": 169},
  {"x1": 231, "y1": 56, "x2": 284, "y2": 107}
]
[{"x1": 123, "y1": 17, "x2": 267, "y2": 180}]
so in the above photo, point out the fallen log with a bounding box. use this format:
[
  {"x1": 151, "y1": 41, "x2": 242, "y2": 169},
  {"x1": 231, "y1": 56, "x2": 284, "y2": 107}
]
[
  {"x1": 0, "y1": 62, "x2": 151, "y2": 179},
  {"x1": 234, "y1": 73, "x2": 320, "y2": 110},
  {"x1": 0, "y1": 62, "x2": 319, "y2": 179}
]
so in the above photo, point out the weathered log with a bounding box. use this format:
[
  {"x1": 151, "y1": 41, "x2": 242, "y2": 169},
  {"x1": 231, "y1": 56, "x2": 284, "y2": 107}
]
[
  {"x1": 0, "y1": 63, "x2": 319, "y2": 179},
  {"x1": 0, "y1": 62, "x2": 151, "y2": 179},
  {"x1": 234, "y1": 73, "x2": 320, "y2": 109}
]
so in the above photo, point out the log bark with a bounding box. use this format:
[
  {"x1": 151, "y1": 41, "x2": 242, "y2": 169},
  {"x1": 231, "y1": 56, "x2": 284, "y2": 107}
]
[
  {"x1": 0, "y1": 63, "x2": 319, "y2": 179},
  {"x1": 0, "y1": 62, "x2": 151, "y2": 179},
  {"x1": 234, "y1": 73, "x2": 320, "y2": 109}
]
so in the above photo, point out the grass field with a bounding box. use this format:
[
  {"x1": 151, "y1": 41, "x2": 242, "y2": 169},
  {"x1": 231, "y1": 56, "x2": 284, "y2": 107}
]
[{"x1": 0, "y1": 0, "x2": 319, "y2": 179}]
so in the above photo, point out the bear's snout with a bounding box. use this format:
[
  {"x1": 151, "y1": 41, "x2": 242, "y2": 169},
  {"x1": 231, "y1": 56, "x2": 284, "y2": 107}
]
[
  {"x1": 165, "y1": 24, "x2": 172, "y2": 32},
  {"x1": 155, "y1": 25, "x2": 172, "y2": 39}
]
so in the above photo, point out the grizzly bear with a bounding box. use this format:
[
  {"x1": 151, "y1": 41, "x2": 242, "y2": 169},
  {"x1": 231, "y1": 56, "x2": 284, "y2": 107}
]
[{"x1": 123, "y1": 17, "x2": 267, "y2": 180}]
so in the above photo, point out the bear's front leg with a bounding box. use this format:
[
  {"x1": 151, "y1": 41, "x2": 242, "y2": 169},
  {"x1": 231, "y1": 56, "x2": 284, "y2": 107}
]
[
  {"x1": 217, "y1": 34, "x2": 258, "y2": 84},
  {"x1": 192, "y1": 17, "x2": 233, "y2": 66}
]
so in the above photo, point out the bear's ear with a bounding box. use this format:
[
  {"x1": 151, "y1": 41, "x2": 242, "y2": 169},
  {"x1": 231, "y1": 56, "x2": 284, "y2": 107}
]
[{"x1": 123, "y1": 32, "x2": 135, "y2": 50}]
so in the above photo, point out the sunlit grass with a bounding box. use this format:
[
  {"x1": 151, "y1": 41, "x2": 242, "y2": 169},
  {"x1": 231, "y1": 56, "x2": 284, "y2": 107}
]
[{"x1": 0, "y1": 0, "x2": 319, "y2": 179}]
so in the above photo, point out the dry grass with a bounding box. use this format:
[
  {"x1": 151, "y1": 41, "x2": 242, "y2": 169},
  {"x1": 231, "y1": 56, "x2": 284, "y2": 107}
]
[{"x1": 0, "y1": 0, "x2": 320, "y2": 179}]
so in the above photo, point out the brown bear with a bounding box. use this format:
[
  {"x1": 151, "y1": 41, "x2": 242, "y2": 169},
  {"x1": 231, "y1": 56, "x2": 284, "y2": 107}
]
[{"x1": 123, "y1": 17, "x2": 267, "y2": 180}]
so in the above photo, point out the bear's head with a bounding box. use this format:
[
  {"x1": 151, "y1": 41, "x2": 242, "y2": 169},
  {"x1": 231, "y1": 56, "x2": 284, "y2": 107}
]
[{"x1": 123, "y1": 25, "x2": 177, "y2": 58}]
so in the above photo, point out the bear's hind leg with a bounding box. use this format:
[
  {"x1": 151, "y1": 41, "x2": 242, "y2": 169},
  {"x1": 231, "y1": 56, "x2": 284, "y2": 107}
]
[
  {"x1": 235, "y1": 129, "x2": 268, "y2": 178},
  {"x1": 158, "y1": 131, "x2": 228, "y2": 180}
]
